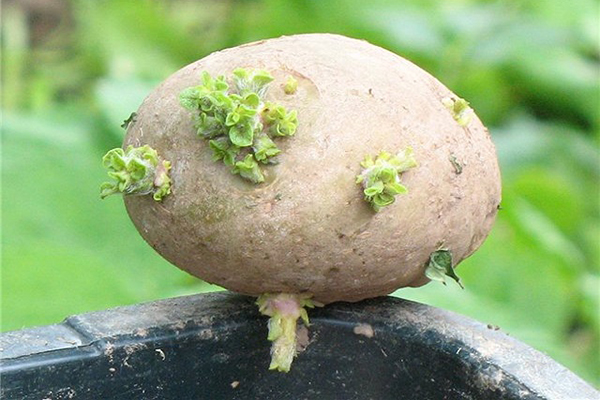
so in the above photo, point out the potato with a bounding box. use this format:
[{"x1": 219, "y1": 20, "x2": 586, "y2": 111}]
[{"x1": 104, "y1": 33, "x2": 501, "y2": 371}]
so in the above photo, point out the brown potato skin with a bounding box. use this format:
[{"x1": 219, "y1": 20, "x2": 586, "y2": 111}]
[{"x1": 123, "y1": 34, "x2": 501, "y2": 304}]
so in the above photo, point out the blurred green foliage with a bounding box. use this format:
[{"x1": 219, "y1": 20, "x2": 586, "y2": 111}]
[{"x1": 2, "y1": 0, "x2": 598, "y2": 387}]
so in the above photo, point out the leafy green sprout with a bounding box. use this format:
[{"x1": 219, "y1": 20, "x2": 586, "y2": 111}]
[
  {"x1": 356, "y1": 148, "x2": 417, "y2": 211},
  {"x1": 180, "y1": 69, "x2": 298, "y2": 184},
  {"x1": 284, "y1": 76, "x2": 298, "y2": 94},
  {"x1": 424, "y1": 248, "x2": 464, "y2": 288},
  {"x1": 442, "y1": 97, "x2": 474, "y2": 127},
  {"x1": 100, "y1": 145, "x2": 172, "y2": 201}
]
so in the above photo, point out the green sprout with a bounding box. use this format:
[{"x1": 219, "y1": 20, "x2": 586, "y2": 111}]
[
  {"x1": 256, "y1": 293, "x2": 319, "y2": 372},
  {"x1": 442, "y1": 97, "x2": 474, "y2": 127},
  {"x1": 100, "y1": 145, "x2": 172, "y2": 201},
  {"x1": 253, "y1": 133, "x2": 281, "y2": 163},
  {"x1": 232, "y1": 68, "x2": 274, "y2": 97},
  {"x1": 263, "y1": 102, "x2": 298, "y2": 137},
  {"x1": 284, "y1": 75, "x2": 298, "y2": 94},
  {"x1": 233, "y1": 154, "x2": 265, "y2": 184},
  {"x1": 180, "y1": 68, "x2": 298, "y2": 183},
  {"x1": 356, "y1": 148, "x2": 417, "y2": 211},
  {"x1": 425, "y1": 248, "x2": 464, "y2": 288}
]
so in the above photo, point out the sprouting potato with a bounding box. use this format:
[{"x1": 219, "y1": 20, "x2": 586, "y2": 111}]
[{"x1": 102, "y1": 34, "x2": 501, "y2": 372}]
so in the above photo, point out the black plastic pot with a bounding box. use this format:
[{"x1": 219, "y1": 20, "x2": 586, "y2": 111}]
[{"x1": 1, "y1": 293, "x2": 597, "y2": 399}]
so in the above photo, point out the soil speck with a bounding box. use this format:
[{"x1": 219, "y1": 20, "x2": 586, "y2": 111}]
[{"x1": 353, "y1": 323, "x2": 375, "y2": 338}]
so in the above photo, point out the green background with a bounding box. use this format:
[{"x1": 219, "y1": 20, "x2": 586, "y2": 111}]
[{"x1": 2, "y1": 0, "x2": 599, "y2": 387}]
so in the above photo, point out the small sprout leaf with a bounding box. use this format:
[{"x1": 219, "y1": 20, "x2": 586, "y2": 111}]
[
  {"x1": 233, "y1": 68, "x2": 274, "y2": 96},
  {"x1": 179, "y1": 87, "x2": 202, "y2": 110},
  {"x1": 263, "y1": 102, "x2": 298, "y2": 137},
  {"x1": 242, "y1": 92, "x2": 260, "y2": 108},
  {"x1": 386, "y1": 181, "x2": 408, "y2": 195},
  {"x1": 209, "y1": 138, "x2": 239, "y2": 166},
  {"x1": 392, "y1": 147, "x2": 418, "y2": 172},
  {"x1": 360, "y1": 154, "x2": 375, "y2": 169},
  {"x1": 229, "y1": 122, "x2": 255, "y2": 147},
  {"x1": 373, "y1": 192, "x2": 395, "y2": 208},
  {"x1": 251, "y1": 71, "x2": 275, "y2": 90},
  {"x1": 152, "y1": 161, "x2": 172, "y2": 201},
  {"x1": 225, "y1": 110, "x2": 240, "y2": 126},
  {"x1": 194, "y1": 114, "x2": 224, "y2": 139},
  {"x1": 364, "y1": 180, "x2": 384, "y2": 196},
  {"x1": 233, "y1": 154, "x2": 265, "y2": 183},
  {"x1": 442, "y1": 97, "x2": 474, "y2": 127},
  {"x1": 425, "y1": 248, "x2": 464, "y2": 288},
  {"x1": 253, "y1": 133, "x2": 281, "y2": 162},
  {"x1": 284, "y1": 76, "x2": 298, "y2": 94}
]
